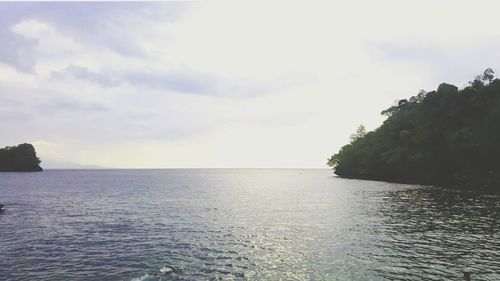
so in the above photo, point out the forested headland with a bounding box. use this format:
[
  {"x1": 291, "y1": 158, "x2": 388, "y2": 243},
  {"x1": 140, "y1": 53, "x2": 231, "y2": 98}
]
[
  {"x1": 0, "y1": 143, "x2": 42, "y2": 172},
  {"x1": 328, "y1": 69, "x2": 500, "y2": 189}
]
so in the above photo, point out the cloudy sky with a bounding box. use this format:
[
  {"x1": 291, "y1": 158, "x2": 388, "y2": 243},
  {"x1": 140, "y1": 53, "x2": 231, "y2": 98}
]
[{"x1": 2, "y1": 1, "x2": 500, "y2": 168}]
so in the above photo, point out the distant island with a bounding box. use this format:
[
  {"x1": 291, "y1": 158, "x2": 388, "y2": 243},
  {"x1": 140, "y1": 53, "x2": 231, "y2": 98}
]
[
  {"x1": 328, "y1": 69, "x2": 500, "y2": 189},
  {"x1": 0, "y1": 143, "x2": 43, "y2": 172}
]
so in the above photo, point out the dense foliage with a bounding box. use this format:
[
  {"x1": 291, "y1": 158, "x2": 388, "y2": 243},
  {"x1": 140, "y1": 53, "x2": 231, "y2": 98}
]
[
  {"x1": 0, "y1": 143, "x2": 42, "y2": 172},
  {"x1": 328, "y1": 69, "x2": 500, "y2": 188}
]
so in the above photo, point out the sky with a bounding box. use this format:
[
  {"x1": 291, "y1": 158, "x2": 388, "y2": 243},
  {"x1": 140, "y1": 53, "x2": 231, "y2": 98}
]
[{"x1": 2, "y1": 1, "x2": 500, "y2": 168}]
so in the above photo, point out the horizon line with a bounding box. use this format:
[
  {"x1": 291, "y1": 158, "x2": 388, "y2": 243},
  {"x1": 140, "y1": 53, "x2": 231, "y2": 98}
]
[{"x1": 42, "y1": 167, "x2": 331, "y2": 170}]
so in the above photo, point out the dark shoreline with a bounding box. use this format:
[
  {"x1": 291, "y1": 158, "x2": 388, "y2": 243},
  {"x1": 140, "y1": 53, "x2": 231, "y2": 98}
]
[
  {"x1": 0, "y1": 166, "x2": 43, "y2": 172},
  {"x1": 334, "y1": 172, "x2": 500, "y2": 191}
]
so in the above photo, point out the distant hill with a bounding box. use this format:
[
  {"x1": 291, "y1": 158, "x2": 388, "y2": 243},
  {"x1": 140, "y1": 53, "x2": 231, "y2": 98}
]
[
  {"x1": 328, "y1": 69, "x2": 500, "y2": 188},
  {"x1": 0, "y1": 143, "x2": 43, "y2": 172},
  {"x1": 41, "y1": 159, "x2": 103, "y2": 169}
]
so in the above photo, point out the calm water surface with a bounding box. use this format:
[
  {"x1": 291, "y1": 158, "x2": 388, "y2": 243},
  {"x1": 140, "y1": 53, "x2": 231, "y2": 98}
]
[{"x1": 0, "y1": 169, "x2": 499, "y2": 280}]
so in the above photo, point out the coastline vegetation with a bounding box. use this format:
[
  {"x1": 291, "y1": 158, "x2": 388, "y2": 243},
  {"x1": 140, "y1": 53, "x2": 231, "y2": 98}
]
[
  {"x1": 328, "y1": 69, "x2": 500, "y2": 188},
  {"x1": 0, "y1": 143, "x2": 42, "y2": 172}
]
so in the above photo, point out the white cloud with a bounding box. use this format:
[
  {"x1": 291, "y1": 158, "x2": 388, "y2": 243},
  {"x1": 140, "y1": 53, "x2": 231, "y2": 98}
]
[{"x1": 1, "y1": 1, "x2": 500, "y2": 168}]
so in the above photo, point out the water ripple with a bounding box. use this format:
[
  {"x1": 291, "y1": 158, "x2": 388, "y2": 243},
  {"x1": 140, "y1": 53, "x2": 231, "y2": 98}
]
[{"x1": 0, "y1": 169, "x2": 499, "y2": 280}]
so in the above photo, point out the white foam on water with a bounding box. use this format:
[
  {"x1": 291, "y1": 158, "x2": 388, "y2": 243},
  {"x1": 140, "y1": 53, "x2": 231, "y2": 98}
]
[
  {"x1": 130, "y1": 274, "x2": 150, "y2": 281},
  {"x1": 160, "y1": 266, "x2": 174, "y2": 274}
]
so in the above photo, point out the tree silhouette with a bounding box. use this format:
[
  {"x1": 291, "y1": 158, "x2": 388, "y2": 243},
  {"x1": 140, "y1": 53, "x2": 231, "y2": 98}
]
[
  {"x1": 350, "y1": 125, "x2": 367, "y2": 143},
  {"x1": 0, "y1": 143, "x2": 42, "y2": 172}
]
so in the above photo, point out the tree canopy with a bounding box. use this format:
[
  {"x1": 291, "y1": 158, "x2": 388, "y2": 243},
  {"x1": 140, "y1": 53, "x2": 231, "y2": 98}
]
[
  {"x1": 0, "y1": 143, "x2": 42, "y2": 172},
  {"x1": 328, "y1": 69, "x2": 500, "y2": 188}
]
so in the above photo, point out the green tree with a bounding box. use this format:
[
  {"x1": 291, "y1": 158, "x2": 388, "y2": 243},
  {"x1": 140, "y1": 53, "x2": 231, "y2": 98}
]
[
  {"x1": 328, "y1": 69, "x2": 500, "y2": 188},
  {"x1": 0, "y1": 143, "x2": 42, "y2": 172},
  {"x1": 350, "y1": 125, "x2": 367, "y2": 143}
]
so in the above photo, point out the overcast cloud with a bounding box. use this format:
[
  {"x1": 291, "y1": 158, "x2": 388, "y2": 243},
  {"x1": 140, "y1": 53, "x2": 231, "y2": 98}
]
[{"x1": 1, "y1": 1, "x2": 500, "y2": 168}]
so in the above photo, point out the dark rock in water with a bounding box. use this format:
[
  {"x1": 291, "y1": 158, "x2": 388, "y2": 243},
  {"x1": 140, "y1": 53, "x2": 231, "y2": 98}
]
[
  {"x1": 0, "y1": 143, "x2": 42, "y2": 172},
  {"x1": 0, "y1": 204, "x2": 4, "y2": 211}
]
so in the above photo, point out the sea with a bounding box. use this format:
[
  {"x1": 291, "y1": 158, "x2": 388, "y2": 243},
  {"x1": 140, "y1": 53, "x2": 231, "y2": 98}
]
[{"x1": 0, "y1": 169, "x2": 498, "y2": 281}]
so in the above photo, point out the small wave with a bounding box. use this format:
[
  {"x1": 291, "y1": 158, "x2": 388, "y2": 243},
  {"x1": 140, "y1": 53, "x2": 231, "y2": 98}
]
[{"x1": 130, "y1": 274, "x2": 150, "y2": 281}]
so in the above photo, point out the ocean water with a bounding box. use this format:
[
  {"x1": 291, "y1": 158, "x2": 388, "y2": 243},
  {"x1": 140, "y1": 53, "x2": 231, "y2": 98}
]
[{"x1": 0, "y1": 169, "x2": 498, "y2": 281}]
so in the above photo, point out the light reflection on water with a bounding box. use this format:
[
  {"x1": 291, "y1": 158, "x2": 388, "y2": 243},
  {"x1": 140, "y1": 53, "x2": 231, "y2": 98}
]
[{"x1": 0, "y1": 169, "x2": 498, "y2": 280}]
